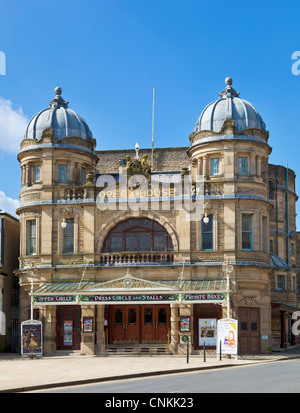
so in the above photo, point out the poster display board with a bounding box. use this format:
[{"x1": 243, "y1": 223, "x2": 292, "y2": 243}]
[
  {"x1": 180, "y1": 317, "x2": 190, "y2": 332},
  {"x1": 217, "y1": 318, "x2": 238, "y2": 356},
  {"x1": 64, "y1": 320, "x2": 73, "y2": 346},
  {"x1": 21, "y1": 320, "x2": 43, "y2": 358},
  {"x1": 199, "y1": 319, "x2": 217, "y2": 346},
  {"x1": 83, "y1": 317, "x2": 93, "y2": 332}
]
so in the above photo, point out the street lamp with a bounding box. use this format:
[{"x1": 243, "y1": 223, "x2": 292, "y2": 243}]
[
  {"x1": 222, "y1": 259, "x2": 234, "y2": 319},
  {"x1": 61, "y1": 218, "x2": 67, "y2": 229},
  {"x1": 203, "y1": 213, "x2": 209, "y2": 225},
  {"x1": 28, "y1": 263, "x2": 38, "y2": 321}
]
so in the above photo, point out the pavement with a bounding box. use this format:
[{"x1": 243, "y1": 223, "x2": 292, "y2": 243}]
[{"x1": 1, "y1": 346, "x2": 300, "y2": 393}]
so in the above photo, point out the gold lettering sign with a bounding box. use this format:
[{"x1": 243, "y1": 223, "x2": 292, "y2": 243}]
[{"x1": 99, "y1": 187, "x2": 176, "y2": 199}]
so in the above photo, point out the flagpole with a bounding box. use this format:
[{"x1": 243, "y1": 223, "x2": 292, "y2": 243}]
[{"x1": 152, "y1": 86, "x2": 155, "y2": 169}]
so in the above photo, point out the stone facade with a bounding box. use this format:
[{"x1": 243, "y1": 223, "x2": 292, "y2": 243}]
[{"x1": 15, "y1": 81, "x2": 298, "y2": 356}]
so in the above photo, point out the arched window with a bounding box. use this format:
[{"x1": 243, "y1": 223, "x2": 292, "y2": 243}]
[{"x1": 102, "y1": 218, "x2": 173, "y2": 252}]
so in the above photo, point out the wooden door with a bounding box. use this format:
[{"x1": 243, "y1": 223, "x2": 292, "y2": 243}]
[
  {"x1": 156, "y1": 305, "x2": 169, "y2": 341},
  {"x1": 238, "y1": 307, "x2": 260, "y2": 354},
  {"x1": 125, "y1": 306, "x2": 139, "y2": 341},
  {"x1": 142, "y1": 306, "x2": 155, "y2": 341},
  {"x1": 142, "y1": 305, "x2": 170, "y2": 342},
  {"x1": 110, "y1": 305, "x2": 139, "y2": 342},
  {"x1": 56, "y1": 306, "x2": 81, "y2": 350}
]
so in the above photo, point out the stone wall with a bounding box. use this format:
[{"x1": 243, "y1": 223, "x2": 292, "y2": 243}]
[{"x1": 96, "y1": 147, "x2": 189, "y2": 173}]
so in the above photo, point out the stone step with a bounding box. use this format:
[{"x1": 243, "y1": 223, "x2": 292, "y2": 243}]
[{"x1": 104, "y1": 344, "x2": 171, "y2": 356}]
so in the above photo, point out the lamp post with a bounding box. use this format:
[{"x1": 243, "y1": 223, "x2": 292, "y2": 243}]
[
  {"x1": 28, "y1": 263, "x2": 38, "y2": 320},
  {"x1": 222, "y1": 259, "x2": 234, "y2": 319}
]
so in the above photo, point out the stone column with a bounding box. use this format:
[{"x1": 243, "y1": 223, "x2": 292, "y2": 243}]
[
  {"x1": 178, "y1": 304, "x2": 193, "y2": 355},
  {"x1": 197, "y1": 158, "x2": 202, "y2": 178},
  {"x1": 42, "y1": 306, "x2": 56, "y2": 355},
  {"x1": 81, "y1": 305, "x2": 96, "y2": 355},
  {"x1": 169, "y1": 304, "x2": 179, "y2": 354},
  {"x1": 95, "y1": 305, "x2": 105, "y2": 354},
  {"x1": 202, "y1": 157, "x2": 207, "y2": 179}
]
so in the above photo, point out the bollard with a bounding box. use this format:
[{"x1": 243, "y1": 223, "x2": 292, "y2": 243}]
[
  {"x1": 203, "y1": 341, "x2": 206, "y2": 362},
  {"x1": 187, "y1": 338, "x2": 189, "y2": 364},
  {"x1": 219, "y1": 340, "x2": 222, "y2": 361}
]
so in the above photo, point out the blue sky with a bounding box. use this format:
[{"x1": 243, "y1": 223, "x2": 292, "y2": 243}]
[{"x1": 0, "y1": 0, "x2": 300, "y2": 226}]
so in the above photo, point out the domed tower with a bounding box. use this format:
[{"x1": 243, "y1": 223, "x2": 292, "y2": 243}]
[
  {"x1": 188, "y1": 78, "x2": 273, "y2": 353},
  {"x1": 17, "y1": 88, "x2": 98, "y2": 352}
]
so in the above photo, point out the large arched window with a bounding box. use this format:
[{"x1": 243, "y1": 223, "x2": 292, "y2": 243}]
[{"x1": 102, "y1": 218, "x2": 173, "y2": 252}]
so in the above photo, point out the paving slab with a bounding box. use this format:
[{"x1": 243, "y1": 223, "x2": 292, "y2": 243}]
[{"x1": 1, "y1": 351, "x2": 298, "y2": 393}]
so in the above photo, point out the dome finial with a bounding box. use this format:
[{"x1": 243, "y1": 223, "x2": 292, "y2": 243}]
[
  {"x1": 55, "y1": 86, "x2": 62, "y2": 96},
  {"x1": 219, "y1": 77, "x2": 239, "y2": 99}
]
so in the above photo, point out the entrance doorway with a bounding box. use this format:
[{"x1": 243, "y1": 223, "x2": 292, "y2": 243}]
[
  {"x1": 238, "y1": 307, "x2": 260, "y2": 354},
  {"x1": 109, "y1": 305, "x2": 170, "y2": 344},
  {"x1": 56, "y1": 306, "x2": 81, "y2": 350}
]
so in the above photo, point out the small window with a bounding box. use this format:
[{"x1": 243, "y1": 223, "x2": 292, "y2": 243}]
[
  {"x1": 277, "y1": 275, "x2": 285, "y2": 291},
  {"x1": 28, "y1": 220, "x2": 36, "y2": 255},
  {"x1": 270, "y1": 239, "x2": 274, "y2": 253},
  {"x1": 81, "y1": 167, "x2": 86, "y2": 185},
  {"x1": 238, "y1": 157, "x2": 248, "y2": 175},
  {"x1": 241, "y1": 322, "x2": 247, "y2": 331},
  {"x1": 262, "y1": 217, "x2": 267, "y2": 252},
  {"x1": 63, "y1": 219, "x2": 74, "y2": 254},
  {"x1": 269, "y1": 181, "x2": 275, "y2": 200},
  {"x1": 291, "y1": 243, "x2": 295, "y2": 256},
  {"x1": 58, "y1": 164, "x2": 68, "y2": 182},
  {"x1": 242, "y1": 214, "x2": 252, "y2": 250},
  {"x1": 33, "y1": 165, "x2": 40, "y2": 183},
  {"x1": 201, "y1": 215, "x2": 213, "y2": 250},
  {"x1": 211, "y1": 158, "x2": 220, "y2": 176}
]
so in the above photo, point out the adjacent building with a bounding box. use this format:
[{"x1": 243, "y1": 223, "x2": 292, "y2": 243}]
[
  {"x1": 15, "y1": 79, "x2": 298, "y2": 355},
  {"x1": 0, "y1": 211, "x2": 20, "y2": 352}
]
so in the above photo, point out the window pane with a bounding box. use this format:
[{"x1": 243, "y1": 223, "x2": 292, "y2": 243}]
[
  {"x1": 242, "y1": 214, "x2": 252, "y2": 250},
  {"x1": 158, "y1": 308, "x2": 167, "y2": 325},
  {"x1": 114, "y1": 309, "x2": 122, "y2": 324},
  {"x1": 33, "y1": 166, "x2": 40, "y2": 182},
  {"x1": 28, "y1": 220, "x2": 36, "y2": 255},
  {"x1": 128, "y1": 308, "x2": 136, "y2": 324},
  {"x1": 238, "y1": 157, "x2": 248, "y2": 174},
  {"x1": 139, "y1": 233, "x2": 151, "y2": 251},
  {"x1": 102, "y1": 218, "x2": 173, "y2": 253},
  {"x1": 63, "y1": 220, "x2": 74, "y2": 253},
  {"x1": 58, "y1": 165, "x2": 68, "y2": 181},
  {"x1": 111, "y1": 234, "x2": 123, "y2": 252},
  {"x1": 125, "y1": 233, "x2": 138, "y2": 251},
  {"x1": 81, "y1": 168, "x2": 86, "y2": 185},
  {"x1": 202, "y1": 215, "x2": 213, "y2": 250},
  {"x1": 144, "y1": 308, "x2": 153, "y2": 324},
  {"x1": 211, "y1": 158, "x2": 219, "y2": 175},
  {"x1": 154, "y1": 233, "x2": 166, "y2": 251}
]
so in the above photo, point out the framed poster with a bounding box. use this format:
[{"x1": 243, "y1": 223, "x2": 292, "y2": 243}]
[
  {"x1": 217, "y1": 318, "x2": 238, "y2": 356},
  {"x1": 199, "y1": 319, "x2": 217, "y2": 346},
  {"x1": 180, "y1": 316, "x2": 190, "y2": 332},
  {"x1": 64, "y1": 320, "x2": 73, "y2": 345},
  {"x1": 83, "y1": 317, "x2": 93, "y2": 332},
  {"x1": 21, "y1": 320, "x2": 43, "y2": 357}
]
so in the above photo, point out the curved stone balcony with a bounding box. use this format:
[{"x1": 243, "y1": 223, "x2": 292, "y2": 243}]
[{"x1": 99, "y1": 252, "x2": 175, "y2": 265}]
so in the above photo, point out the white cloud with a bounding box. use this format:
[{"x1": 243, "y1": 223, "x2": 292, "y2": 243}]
[
  {"x1": 0, "y1": 97, "x2": 28, "y2": 153},
  {"x1": 0, "y1": 190, "x2": 20, "y2": 217}
]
